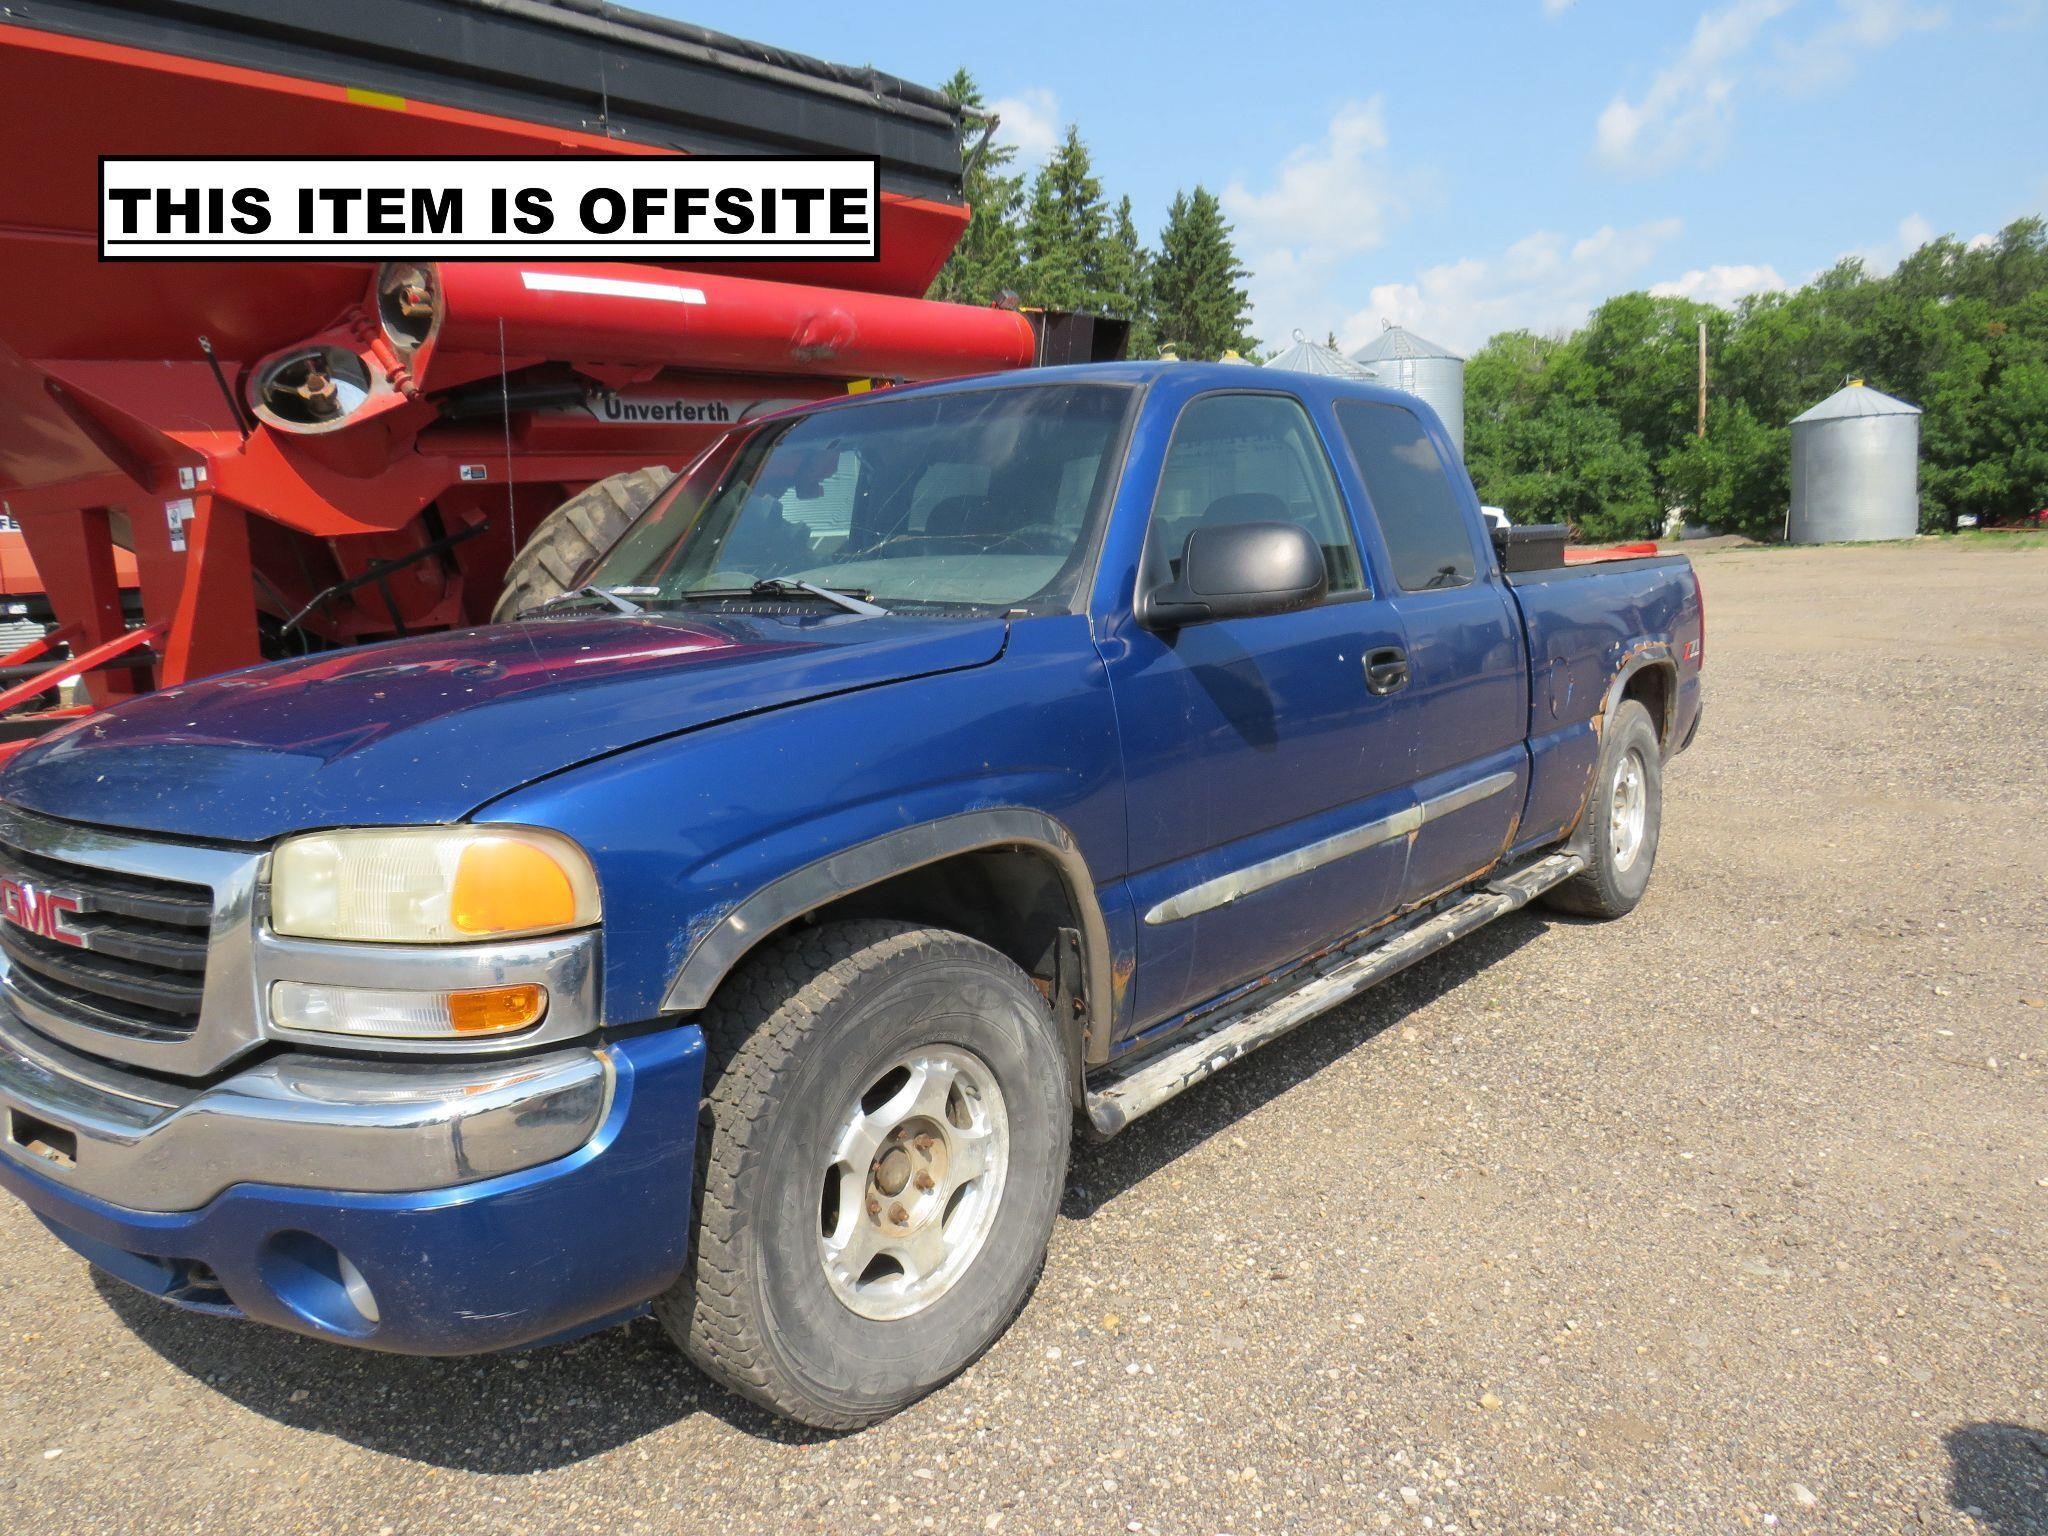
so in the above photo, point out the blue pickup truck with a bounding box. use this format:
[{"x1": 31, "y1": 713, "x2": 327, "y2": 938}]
[{"x1": 0, "y1": 362, "x2": 1701, "y2": 1427}]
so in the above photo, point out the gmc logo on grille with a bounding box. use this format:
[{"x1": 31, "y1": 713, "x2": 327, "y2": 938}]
[{"x1": 0, "y1": 877, "x2": 85, "y2": 948}]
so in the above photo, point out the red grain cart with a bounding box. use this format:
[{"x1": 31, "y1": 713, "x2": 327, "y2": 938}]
[{"x1": 0, "y1": 0, "x2": 1119, "y2": 748}]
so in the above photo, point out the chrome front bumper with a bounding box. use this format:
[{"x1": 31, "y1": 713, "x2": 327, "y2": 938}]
[{"x1": 0, "y1": 1008, "x2": 612, "y2": 1214}]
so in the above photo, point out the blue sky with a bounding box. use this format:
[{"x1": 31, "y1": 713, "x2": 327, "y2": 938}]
[{"x1": 660, "y1": 0, "x2": 2046, "y2": 354}]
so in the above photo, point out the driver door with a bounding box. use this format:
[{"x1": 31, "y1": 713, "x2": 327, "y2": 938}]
[{"x1": 1103, "y1": 391, "x2": 1417, "y2": 1034}]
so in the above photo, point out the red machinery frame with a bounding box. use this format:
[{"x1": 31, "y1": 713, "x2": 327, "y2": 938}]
[{"x1": 0, "y1": 14, "x2": 1087, "y2": 748}]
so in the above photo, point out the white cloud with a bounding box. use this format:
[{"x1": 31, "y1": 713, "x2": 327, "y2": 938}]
[
  {"x1": 1650, "y1": 262, "x2": 1790, "y2": 305},
  {"x1": 1543, "y1": 0, "x2": 1578, "y2": 14},
  {"x1": 1841, "y1": 212, "x2": 1935, "y2": 273},
  {"x1": 988, "y1": 88, "x2": 1060, "y2": 164},
  {"x1": 1835, "y1": 212, "x2": 1996, "y2": 275},
  {"x1": 1222, "y1": 98, "x2": 1406, "y2": 340},
  {"x1": 1594, "y1": 0, "x2": 1795, "y2": 173},
  {"x1": 1893, "y1": 212, "x2": 1937, "y2": 255},
  {"x1": 1772, "y1": 0, "x2": 1946, "y2": 93},
  {"x1": 1224, "y1": 98, "x2": 1397, "y2": 255},
  {"x1": 1338, "y1": 218, "x2": 1687, "y2": 355},
  {"x1": 1595, "y1": 0, "x2": 1946, "y2": 174}
]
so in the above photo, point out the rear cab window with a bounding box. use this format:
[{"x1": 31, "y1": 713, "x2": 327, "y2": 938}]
[{"x1": 1333, "y1": 400, "x2": 1478, "y2": 592}]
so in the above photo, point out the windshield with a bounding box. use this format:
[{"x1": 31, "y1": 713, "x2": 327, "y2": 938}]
[{"x1": 585, "y1": 382, "x2": 1135, "y2": 615}]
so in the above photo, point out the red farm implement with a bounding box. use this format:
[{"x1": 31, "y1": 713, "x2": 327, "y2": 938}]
[{"x1": 0, "y1": 0, "x2": 1122, "y2": 752}]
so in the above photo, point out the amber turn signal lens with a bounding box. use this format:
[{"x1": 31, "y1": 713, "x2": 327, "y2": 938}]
[
  {"x1": 446, "y1": 983, "x2": 548, "y2": 1035},
  {"x1": 451, "y1": 838, "x2": 580, "y2": 937}
]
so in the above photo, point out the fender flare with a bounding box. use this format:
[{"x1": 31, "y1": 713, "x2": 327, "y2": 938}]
[
  {"x1": 1599, "y1": 643, "x2": 1679, "y2": 751},
  {"x1": 1564, "y1": 644, "x2": 1678, "y2": 853},
  {"x1": 659, "y1": 807, "x2": 1114, "y2": 1066}
]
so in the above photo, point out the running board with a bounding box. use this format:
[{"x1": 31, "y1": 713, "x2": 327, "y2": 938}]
[{"x1": 1083, "y1": 850, "x2": 1586, "y2": 1137}]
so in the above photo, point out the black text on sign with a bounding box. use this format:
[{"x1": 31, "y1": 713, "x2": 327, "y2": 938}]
[{"x1": 98, "y1": 157, "x2": 879, "y2": 261}]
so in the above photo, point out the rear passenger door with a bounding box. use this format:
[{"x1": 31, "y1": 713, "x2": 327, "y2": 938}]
[
  {"x1": 1331, "y1": 399, "x2": 1529, "y2": 907},
  {"x1": 1105, "y1": 391, "x2": 1416, "y2": 1034}
]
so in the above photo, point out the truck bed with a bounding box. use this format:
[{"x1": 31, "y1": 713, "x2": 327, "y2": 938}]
[{"x1": 1507, "y1": 552, "x2": 1702, "y2": 854}]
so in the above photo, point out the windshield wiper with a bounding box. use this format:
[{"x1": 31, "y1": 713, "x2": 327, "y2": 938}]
[
  {"x1": 518, "y1": 584, "x2": 646, "y2": 618},
  {"x1": 749, "y1": 578, "x2": 890, "y2": 617},
  {"x1": 656, "y1": 579, "x2": 892, "y2": 618},
  {"x1": 672, "y1": 577, "x2": 887, "y2": 618}
]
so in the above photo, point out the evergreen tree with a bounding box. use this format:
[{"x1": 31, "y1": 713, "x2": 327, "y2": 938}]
[
  {"x1": 930, "y1": 70, "x2": 1022, "y2": 307},
  {"x1": 1152, "y1": 187, "x2": 1257, "y2": 360},
  {"x1": 1098, "y1": 195, "x2": 1157, "y2": 358},
  {"x1": 1019, "y1": 126, "x2": 1112, "y2": 312}
]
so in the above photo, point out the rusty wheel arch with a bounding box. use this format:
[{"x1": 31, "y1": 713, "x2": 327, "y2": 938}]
[{"x1": 659, "y1": 809, "x2": 1113, "y2": 1100}]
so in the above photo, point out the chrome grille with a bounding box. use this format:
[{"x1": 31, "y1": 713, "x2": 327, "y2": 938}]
[
  {"x1": 0, "y1": 804, "x2": 264, "y2": 1076},
  {"x1": 0, "y1": 834, "x2": 211, "y2": 1042}
]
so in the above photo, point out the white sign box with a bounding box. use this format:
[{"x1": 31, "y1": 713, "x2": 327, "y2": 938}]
[{"x1": 99, "y1": 156, "x2": 879, "y2": 261}]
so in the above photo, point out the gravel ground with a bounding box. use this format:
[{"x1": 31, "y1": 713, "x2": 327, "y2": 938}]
[{"x1": 4, "y1": 539, "x2": 2044, "y2": 1534}]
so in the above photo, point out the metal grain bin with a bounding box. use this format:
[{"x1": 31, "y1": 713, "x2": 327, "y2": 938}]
[
  {"x1": 1788, "y1": 381, "x2": 1921, "y2": 544},
  {"x1": 1265, "y1": 330, "x2": 1378, "y2": 379},
  {"x1": 1353, "y1": 322, "x2": 1465, "y2": 457}
]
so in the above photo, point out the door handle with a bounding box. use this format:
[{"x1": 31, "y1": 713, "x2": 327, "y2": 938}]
[{"x1": 1363, "y1": 646, "x2": 1410, "y2": 695}]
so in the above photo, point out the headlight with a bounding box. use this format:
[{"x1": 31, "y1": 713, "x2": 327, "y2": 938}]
[{"x1": 270, "y1": 826, "x2": 600, "y2": 943}]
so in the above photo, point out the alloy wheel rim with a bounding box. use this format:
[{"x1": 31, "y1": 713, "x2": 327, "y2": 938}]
[
  {"x1": 1610, "y1": 749, "x2": 1648, "y2": 871},
  {"x1": 817, "y1": 1045, "x2": 1010, "y2": 1320}
]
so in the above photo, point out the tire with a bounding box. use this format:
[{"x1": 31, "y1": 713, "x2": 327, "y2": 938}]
[
  {"x1": 488, "y1": 465, "x2": 672, "y2": 622},
  {"x1": 1542, "y1": 697, "x2": 1663, "y2": 918},
  {"x1": 658, "y1": 920, "x2": 1071, "y2": 1429}
]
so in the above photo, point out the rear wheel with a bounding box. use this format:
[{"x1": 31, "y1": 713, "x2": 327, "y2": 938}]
[
  {"x1": 658, "y1": 920, "x2": 1070, "y2": 1429},
  {"x1": 1542, "y1": 697, "x2": 1663, "y2": 918},
  {"x1": 489, "y1": 465, "x2": 672, "y2": 622}
]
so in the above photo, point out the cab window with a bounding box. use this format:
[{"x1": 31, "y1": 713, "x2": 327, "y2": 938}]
[
  {"x1": 1143, "y1": 393, "x2": 1365, "y2": 596},
  {"x1": 1334, "y1": 400, "x2": 1477, "y2": 592}
]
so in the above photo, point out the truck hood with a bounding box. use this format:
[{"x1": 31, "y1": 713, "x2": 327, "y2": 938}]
[{"x1": 0, "y1": 612, "x2": 1007, "y2": 842}]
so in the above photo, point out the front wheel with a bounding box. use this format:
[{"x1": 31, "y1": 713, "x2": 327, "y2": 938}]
[
  {"x1": 1542, "y1": 697, "x2": 1663, "y2": 918},
  {"x1": 658, "y1": 920, "x2": 1071, "y2": 1429}
]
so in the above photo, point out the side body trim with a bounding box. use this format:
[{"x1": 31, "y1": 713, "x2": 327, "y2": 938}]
[
  {"x1": 1420, "y1": 769, "x2": 1520, "y2": 823},
  {"x1": 1142, "y1": 769, "x2": 1518, "y2": 926},
  {"x1": 659, "y1": 808, "x2": 1114, "y2": 1062}
]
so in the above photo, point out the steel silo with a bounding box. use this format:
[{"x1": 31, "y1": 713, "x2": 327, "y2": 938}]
[
  {"x1": 1352, "y1": 322, "x2": 1465, "y2": 457},
  {"x1": 1787, "y1": 381, "x2": 1922, "y2": 544},
  {"x1": 1265, "y1": 330, "x2": 1378, "y2": 379}
]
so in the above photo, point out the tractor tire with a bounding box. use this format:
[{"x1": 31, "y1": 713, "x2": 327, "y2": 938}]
[
  {"x1": 657, "y1": 920, "x2": 1070, "y2": 1429},
  {"x1": 489, "y1": 465, "x2": 673, "y2": 623}
]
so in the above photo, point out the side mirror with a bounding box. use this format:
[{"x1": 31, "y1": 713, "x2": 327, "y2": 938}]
[{"x1": 1141, "y1": 520, "x2": 1329, "y2": 628}]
